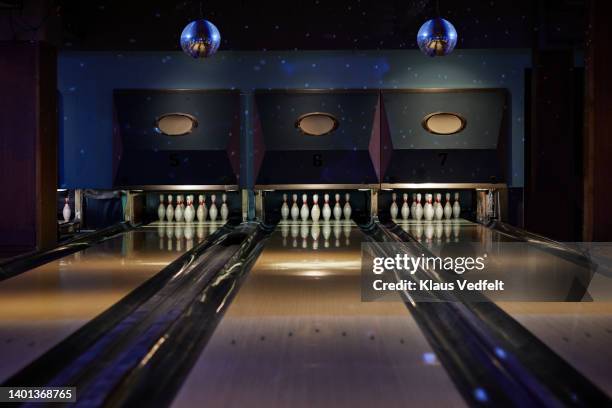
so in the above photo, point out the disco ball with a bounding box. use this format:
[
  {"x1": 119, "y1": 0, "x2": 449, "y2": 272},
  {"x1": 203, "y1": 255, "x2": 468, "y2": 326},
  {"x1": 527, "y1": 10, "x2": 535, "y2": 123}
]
[
  {"x1": 180, "y1": 19, "x2": 221, "y2": 58},
  {"x1": 416, "y1": 17, "x2": 458, "y2": 57}
]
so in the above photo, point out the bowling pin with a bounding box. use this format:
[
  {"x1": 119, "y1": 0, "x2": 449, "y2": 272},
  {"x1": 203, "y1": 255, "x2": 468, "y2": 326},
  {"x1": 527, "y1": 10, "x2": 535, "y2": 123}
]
[
  {"x1": 281, "y1": 193, "x2": 290, "y2": 220},
  {"x1": 157, "y1": 194, "x2": 166, "y2": 221},
  {"x1": 300, "y1": 194, "x2": 310, "y2": 221},
  {"x1": 424, "y1": 194, "x2": 434, "y2": 221},
  {"x1": 343, "y1": 193, "x2": 352, "y2": 220},
  {"x1": 290, "y1": 193, "x2": 299, "y2": 221},
  {"x1": 415, "y1": 193, "x2": 424, "y2": 220},
  {"x1": 196, "y1": 194, "x2": 206, "y2": 222},
  {"x1": 209, "y1": 194, "x2": 218, "y2": 221},
  {"x1": 401, "y1": 193, "x2": 410, "y2": 220},
  {"x1": 453, "y1": 192, "x2": 461, "y2": 219},
  {"x1": 434, "y1": 193, "x2": 444, "y2": 220},
  {"x1": 175, "y1": 195, "x2": 184, "y2": 222},
  {"x1": 184, "y1": 195, "x2": 195, "y2": 222},
  {"x1": 166, "y1": 195, "x2": 175, "y2": 222},
  {"x1": 333, "y1": 193, "x2": 342, "y2": 221},
  {"x1": 62, "y1": 197, "x2": 71, "y2": 222},
  {"x1": 390, "y1": 192, "x2": 399, "y2": 220},
  {"x1": 444, "y1": 193, "x2": 452, "y2": 219},
  {"x1": 220, "y1": 193, "x2": 229, "y2": 221},
  {"x1": 410, "y1": 193, "x2": 417, "y2": 219},
  {"x1": 322, "y1": 193, "x2": 332, "y2": 221},
  {"x1": 311, "y1": 194, "x2": 321, "y2": 222}
]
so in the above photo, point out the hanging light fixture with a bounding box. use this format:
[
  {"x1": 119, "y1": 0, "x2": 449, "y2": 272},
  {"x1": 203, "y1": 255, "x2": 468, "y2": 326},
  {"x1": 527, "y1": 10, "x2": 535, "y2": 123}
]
[
  {"x1": 180, "y1": 2, "x2": 221, "y2": 58},
  {"x1": 416, "y1": 0, "x2": 457, "y2": 57}
]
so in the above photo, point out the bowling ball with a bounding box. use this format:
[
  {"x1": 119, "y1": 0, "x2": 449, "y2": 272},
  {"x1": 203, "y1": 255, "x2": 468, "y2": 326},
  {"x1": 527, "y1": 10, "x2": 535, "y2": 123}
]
[
  {"x1": 180, "y1": 19, "x2": 221, "y2": 58},
  {"x1": 416, "y1": 17, "x2": 458, "y2": 57}
]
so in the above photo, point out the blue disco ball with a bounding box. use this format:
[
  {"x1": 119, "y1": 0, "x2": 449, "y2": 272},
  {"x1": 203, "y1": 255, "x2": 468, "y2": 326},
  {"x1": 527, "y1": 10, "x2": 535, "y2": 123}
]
[
  {"x1": 417, "y1": 17, "x2": 458, "y2": 57},
  {"x1": 180, "y1": 19, "x2": 221, "y2": 58}
]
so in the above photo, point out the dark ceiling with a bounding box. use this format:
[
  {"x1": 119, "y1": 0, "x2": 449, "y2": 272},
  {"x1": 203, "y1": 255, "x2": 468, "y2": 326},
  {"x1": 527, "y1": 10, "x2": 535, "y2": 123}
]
[{"x1": 2, "y1": 0, "x2": 586, "y2": 50}]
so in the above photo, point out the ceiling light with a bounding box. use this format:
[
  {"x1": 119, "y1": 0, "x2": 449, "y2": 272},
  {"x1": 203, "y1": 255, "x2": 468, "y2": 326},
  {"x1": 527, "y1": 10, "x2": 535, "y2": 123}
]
[
  {"x1": 295, "y1": 112, "x2": 339, "y2": 136},
  {"x1": 422, "y1": 112, "x2": 466, "y2": 135}
]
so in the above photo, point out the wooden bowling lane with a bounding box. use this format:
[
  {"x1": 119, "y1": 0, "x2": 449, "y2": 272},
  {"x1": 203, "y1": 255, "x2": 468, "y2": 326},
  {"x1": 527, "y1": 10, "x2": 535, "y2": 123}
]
[
  {"x1": 171, "y1": 222, "x2": 465, "y2": 408},
  {"x1": 0, "y1": 223, "x2": 212, "y2": 382},
  {"x1": 397, "y1": 219, "x2": 612, "y2": 396}
]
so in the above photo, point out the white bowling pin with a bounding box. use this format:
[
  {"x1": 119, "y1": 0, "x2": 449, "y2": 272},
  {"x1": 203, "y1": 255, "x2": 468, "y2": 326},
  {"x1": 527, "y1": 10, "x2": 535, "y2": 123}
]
[
  {"x1": 444, "y1": 193, "x2": 452, "y2": 219},
  {"x1": 401, "y1": 193, "x2": 410, "y2": 220},
  {"x1": 390, "y1": 192, "x2": 398, "y2": 220},
  {"x1": 410, "y1": 193, "x2": 417, "y2": 218},
  {"x1": 333, "y1": 193, "x2": 342, "y2": 221},
  {"x1": 322, "y1": 193, "x2": 332, "y2": 221},
  {"x1": 453, "y1": 192, "x2": 461, "y2": 219},
  {"x1": 281, "y1": 193, "x2": 290, "y2": 220},
  {"x1": 175, "y1": 195, "x2": 184, "y2": 222},
  {"x1": 300, "y1": 194, "x2": 310, "y2": 221},
  {"x1": 290, "y1": 193, "x2": 299, "y2": 221},
  {"x1": 157, "y1": 194, "x2": 166, "y2": 221},
  {"x1": 184, "y1": 195, "x2": 195, "y2": 222},
  {"x1": 311, "y1": 194, "x2": 321, "y2": 222},
  {"x1": 196, "y1": 194, "x2": 206, "y2": 222},
  {"x1": 434, "y1": 193, "x2": 444, "y2": 220},
  {"x1": 424, "y1": 194, "x2": 434, "y2": 221},
  {"x1": 209, "y1": 194, "x2": 218, "y2": 221},
  {"x1": 62, "y1": 197, "x2": 71, "y2": 222},
  {"x1": 166, "y1": 195, "x2": 175, "y2": 222},
  {"x1": 415, "y1": 193, "x2": 424, "y2": 220},
  {"x1": 343, "y1": 193, "x2": 352, "y2": 220},
  {"x1": 220, "y1": 193, "x2": 229, "y2": 221}
]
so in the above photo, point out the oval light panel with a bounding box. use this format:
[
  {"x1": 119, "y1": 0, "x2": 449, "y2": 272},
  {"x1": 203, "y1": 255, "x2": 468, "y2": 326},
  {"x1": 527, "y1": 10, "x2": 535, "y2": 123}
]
[
  {"x1": 154, "y1": 113, "x2": 198, "y2": 136},
  {"x1": 422, "y1": 112, "x2": 466, "y2": 135},
  {"x1": 295, "y1": 112, "x2": 339, "y2": 136}
]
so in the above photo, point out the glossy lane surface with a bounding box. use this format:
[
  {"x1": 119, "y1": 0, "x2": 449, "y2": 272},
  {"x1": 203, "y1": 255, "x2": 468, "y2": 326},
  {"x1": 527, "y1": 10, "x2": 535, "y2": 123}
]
[
  {"x1": 396, "y1": 219, "x2": 612, "y2": 396},
  {"x1": 0, "y1": 222, "x2": 220, "y2": 382},
  {"x1": 172, "y1": 221, "x2": 465, "y2": 408}
]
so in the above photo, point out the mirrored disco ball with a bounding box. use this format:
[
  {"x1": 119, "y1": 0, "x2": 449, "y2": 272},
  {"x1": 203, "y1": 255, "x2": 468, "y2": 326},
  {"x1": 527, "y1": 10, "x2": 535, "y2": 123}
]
[
  {"x1": 180, "y1": 19, "x2": 221, "y2": 58},
  {"x1": 417, "y1": 17, "x2": 457, "y2": 57}
]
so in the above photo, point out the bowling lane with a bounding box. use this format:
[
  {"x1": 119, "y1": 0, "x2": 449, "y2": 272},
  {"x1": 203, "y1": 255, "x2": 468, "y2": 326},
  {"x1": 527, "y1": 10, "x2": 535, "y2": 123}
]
[
  {"x1": 0, "y1": 221, "x2": 222, "y2": 382},
  {"x1": 172, "y1": 221, "x2": 465, "y2": 408},
  {"x1": 396, "y1": 219, "x2": 612, "y2": 396}
]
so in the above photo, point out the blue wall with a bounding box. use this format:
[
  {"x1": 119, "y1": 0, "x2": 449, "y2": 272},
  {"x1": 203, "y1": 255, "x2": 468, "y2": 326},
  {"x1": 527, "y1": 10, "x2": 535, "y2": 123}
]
[{"x1": 58, "y1": 49, "x2": 530, "y2": 188}]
